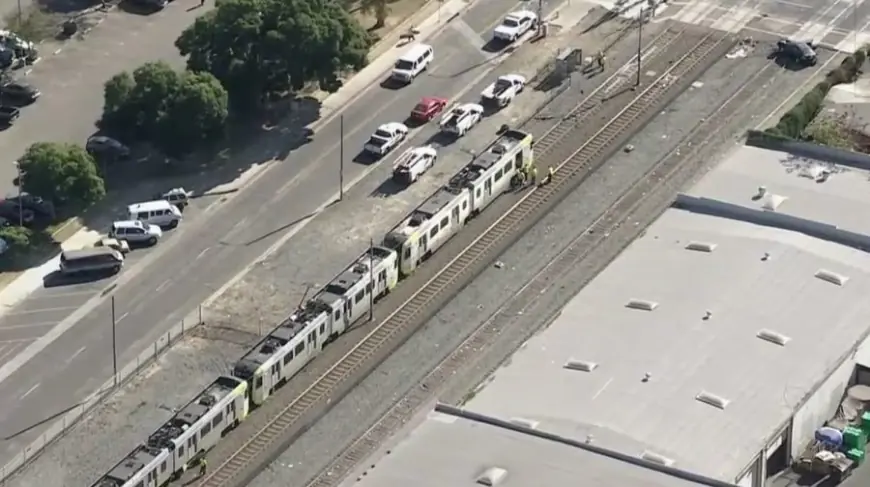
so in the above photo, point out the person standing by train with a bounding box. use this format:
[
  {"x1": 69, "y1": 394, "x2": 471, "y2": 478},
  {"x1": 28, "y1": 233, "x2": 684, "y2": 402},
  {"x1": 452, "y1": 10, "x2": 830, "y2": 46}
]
[
  {"x1": 529, "y1": 165, "x2": 538, "y2": 187},
  {"x1": 199, "y1": 457, "x2": 208, "y2": 477}
]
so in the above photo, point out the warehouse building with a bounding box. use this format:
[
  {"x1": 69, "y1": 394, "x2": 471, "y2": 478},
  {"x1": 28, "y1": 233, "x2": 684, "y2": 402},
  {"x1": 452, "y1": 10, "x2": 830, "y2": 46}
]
[
  {"x1": 340, "y1": 402, "x2": 736, "y2": 487},
  {"x1": 458, "y1": 144, "x2": 870, "y2": 487}
]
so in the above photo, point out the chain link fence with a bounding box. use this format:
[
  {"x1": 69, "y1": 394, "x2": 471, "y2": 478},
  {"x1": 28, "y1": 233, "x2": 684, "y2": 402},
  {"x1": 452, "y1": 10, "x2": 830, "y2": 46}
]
[{"x1": 0, "y1": 304, "x2": 209, "y2": 485}]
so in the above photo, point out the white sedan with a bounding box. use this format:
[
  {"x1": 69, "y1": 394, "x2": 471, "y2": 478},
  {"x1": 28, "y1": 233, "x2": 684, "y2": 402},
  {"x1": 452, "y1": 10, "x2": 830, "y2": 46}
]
[
  {"x1": 493, "y1": 11, "x2": 538, "y2": 42},
  {"x1": 364, "y1": 122, "x2": 409, "y2": 157}
]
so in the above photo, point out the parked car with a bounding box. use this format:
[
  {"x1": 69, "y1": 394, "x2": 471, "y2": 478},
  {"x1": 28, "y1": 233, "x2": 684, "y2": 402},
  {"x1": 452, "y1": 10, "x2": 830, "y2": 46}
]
[
  {"x1": 410, "y1": 96, "x2": 448, "y2": 123},
  {"x1": 0, "y1": 105, "x2": 19, "y2": 125},
  {"x1": 774, "y1": 39, "x2": 817, "y2": 66},
  {"x1": 153, "y1": 187, "x2": 191, "y2": 210},
  {"x1": 86, "y1": 135, "x2": 130, "y2": 160},
  {"x1": 0, "y1": 201, "x2": 34, "y2": 225},
  {"x1": 6, "y1": 192, "x2": 54, "y2": 220},
  {"x1": 0, "y1": 81, "x2": 40, "y2": 103}
]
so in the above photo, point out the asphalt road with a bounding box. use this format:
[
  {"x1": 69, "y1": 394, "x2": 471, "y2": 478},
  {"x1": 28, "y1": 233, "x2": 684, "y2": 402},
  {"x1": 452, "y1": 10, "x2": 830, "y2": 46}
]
[
  {"x1": 0, "y1": 0, "x2": 566, "y2": 466},
  {"x1": 666, "y1": 0, "x2": 870, "y2": 49}
]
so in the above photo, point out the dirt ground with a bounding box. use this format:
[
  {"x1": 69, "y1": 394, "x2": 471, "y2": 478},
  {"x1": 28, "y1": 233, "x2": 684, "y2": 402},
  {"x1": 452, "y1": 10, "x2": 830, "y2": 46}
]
[{"x1": 350, "y1": 0, "x2": 430, "y2": 40}]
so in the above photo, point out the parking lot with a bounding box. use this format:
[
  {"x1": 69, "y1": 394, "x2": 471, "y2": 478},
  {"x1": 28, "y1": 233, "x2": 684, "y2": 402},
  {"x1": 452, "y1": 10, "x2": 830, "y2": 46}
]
[{"x1": 0, "y1": 192, "x2": 220, "y2": 367}]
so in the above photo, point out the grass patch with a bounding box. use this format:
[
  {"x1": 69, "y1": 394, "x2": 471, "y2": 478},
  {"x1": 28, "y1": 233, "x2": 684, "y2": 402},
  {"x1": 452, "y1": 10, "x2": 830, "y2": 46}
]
[{"x1": 3, "y1": 5, "x2": 58, "y2": 42}]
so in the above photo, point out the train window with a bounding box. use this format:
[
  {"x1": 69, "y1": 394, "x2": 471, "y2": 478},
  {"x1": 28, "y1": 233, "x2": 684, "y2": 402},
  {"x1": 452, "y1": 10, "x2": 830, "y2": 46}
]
[
  {"x1": 136, "y1": 482, "x2": 144, "y2": 487},
  {"x1": 202, "y1": 423, "x2": 212, "y2": 436},
  {"x1": 379, "y1": 270, "x2": 386, "y2": 282},
  {"x1": 319, "y1": 323, "x2": 325, "y2": 334},
  {"x1": 476, "y1": 188, "x2": 481, "y2": 197},
  {"x1": 161, "y1": 461, "x2": 167, "y2": 473},
  {"x1": 430, "y1": 226, "x2": 438, "y2": 238},
  {"x1": 494, "y1": 169, "x2": 503, "y2": 181},
  {"x1": 354, "y1": 291, "x2": 363, "y2": 303},
  {"x1": 295, "y1": 342, "x2": 305, "y2": 354},
  {"x1": 365, "y1": 283, "x2": 372, "y2": 294},
  {"x1": 403, "y1": 246, "x2": 411, "y2": 260},
  {"x1": 462, "y1": 200, "x2": 468, "y2": 210},
  {"x1": 272, "y1": 363, "x2": 279, "y2": 373},
  {"x1": 213, "y1": 413, "x2": 223, "y2": 427},
  {"x1": 179, "y1": 445, "x2": 185, "y2": 457},
  {"x1": 255, "y1": 376, "x2": 263, "y2": 388},
  {"x1": 515, "y1": 151, "x2": 523, "y2": 167},
  {"x1": 334, "y1": 309, "x2": 341, "y2": 321},
  {"x1": 440, "y1": 217, "x2": 448, "y2": 229},
  {"x1": 283, "y1": 352, "x2": 292, "y2": 365}
]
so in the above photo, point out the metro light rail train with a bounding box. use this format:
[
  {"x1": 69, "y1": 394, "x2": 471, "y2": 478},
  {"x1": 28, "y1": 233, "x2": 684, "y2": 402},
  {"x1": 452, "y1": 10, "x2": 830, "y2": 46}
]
[{"x1": 88, "y1": 128, "x2": 533, "y2": 487}]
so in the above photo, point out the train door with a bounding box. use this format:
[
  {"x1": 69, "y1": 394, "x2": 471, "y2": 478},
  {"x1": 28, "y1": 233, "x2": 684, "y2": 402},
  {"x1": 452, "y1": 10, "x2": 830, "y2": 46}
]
[
  {"x1": 419, "y1": 231, "x2": 429, "y2": 259},
  {"x1": 485, "y1": 178, "x2": 492, "y2": 199},
  {"x1": 452, "y1": 206, "x2": 460, "y2": 230},
  {"x1": 306, "y1": 331, "x2": 317, "y2": 358},
  {"x1": 269, "y1": 362, "x2": 280, "y2": 392},
  {"x1": 377, "y1": 269, "x2": 387, "y2": 297}
]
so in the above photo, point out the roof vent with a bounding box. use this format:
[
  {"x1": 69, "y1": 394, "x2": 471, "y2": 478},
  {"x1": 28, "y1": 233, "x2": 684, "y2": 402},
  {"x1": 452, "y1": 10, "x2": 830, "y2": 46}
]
[
  {"x1": 641, "y1": 451, "x2": 676, "y2": 467},
  {"x1": 757, "y1": 329, "x2": 791, "y2": 346},
  {"x1": 476, "y1": 467, "x2": 508, "y2": 486},
  {"x1": 564, "y1": 359, "x2": 599, "y2": 372},
  {"x1": 685, "y1": 241, "x2": 717, "y2": 253},
  {"x1": 761, "y1": 194, "x2": 787, "y2": 211},
  {"x1": 695, "y1": 391, "x2": 730, "y2": 410},
  {"x1": 626, "y1": 299, "x2": 659, "y2": 311},
  {"x1": 509, "y1": 417, "x2": 540, "y2": 429},
  {"x1": 815, "y1": 269, "x2": 848, "y2": 286}
]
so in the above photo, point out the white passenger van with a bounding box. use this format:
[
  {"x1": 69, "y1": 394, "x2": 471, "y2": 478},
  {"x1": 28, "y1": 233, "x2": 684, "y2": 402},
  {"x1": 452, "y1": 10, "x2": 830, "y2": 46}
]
[
  {"x1": 128, "y1": 200, "x2": 182, "y2": 228},
  {"x1": 391, "y1": 44, "x2": 434, "y2": 84}
]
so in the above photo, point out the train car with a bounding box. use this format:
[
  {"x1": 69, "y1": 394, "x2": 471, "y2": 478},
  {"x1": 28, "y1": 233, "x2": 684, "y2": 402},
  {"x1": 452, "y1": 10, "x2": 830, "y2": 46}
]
[
  {"x1": 91, "y1": 376, "x2": 246, "y2": 487},
  {"x1": 91, "y1": 445, "x2": 171, "y2": 487},
  {"x1": 233, "y1": 247, "x2": 398, "y2": 405},
  {"x1": 383, "y1": 129, "x2": 533, "y2": 276}
]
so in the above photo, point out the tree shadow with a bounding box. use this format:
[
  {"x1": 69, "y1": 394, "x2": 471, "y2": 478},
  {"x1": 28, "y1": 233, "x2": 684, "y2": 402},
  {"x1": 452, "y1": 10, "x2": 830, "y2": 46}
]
[
  {"x1": 32, "y1": 0, "x2": 98, "y2": 15},
  {"x1": 768, "y1": 51, "x2": 814, "y2": 72},
  {"x1": 425, "y1": 130, "x2": 458, "y2": 147},
  {"x1": 117, "y1": 0, "x2": 164, "y2": 15}
]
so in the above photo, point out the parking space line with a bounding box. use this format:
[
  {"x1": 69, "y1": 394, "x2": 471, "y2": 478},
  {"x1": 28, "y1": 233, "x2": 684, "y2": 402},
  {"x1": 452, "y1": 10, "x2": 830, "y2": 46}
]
[
  {"x1": 196, "y1": 247, "x2": 211, "y2": 260},
  {"x1": 117, "y1": 312, "x2": 129, "y2": 322},
  {"x1": 65, "y1": 346, "x2": 87, "y2": 365},
  {"x1": 156, "y1": 280, "x2": 171, "y2": 293},
  {"x1": 0, "y1": 322, "x2": 56, "y2": 331},
  {"x1": 20, "y1": 383, "x2": 39, "y2": 400},
  {"x1": 3, "y1": 306, "x2": 78, "y2": 317}
]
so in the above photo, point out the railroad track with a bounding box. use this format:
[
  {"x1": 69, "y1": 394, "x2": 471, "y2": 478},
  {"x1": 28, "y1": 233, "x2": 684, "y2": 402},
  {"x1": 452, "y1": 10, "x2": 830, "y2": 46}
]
[
  {"x1": 198, "y1": 27, "x2": 735, "y2": 487},
  {"x1": 305, "y1": 41, "x2": 777, "y2": 487}
]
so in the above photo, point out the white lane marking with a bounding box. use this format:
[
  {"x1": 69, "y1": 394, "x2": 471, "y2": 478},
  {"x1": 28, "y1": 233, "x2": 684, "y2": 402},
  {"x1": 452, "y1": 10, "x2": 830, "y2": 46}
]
[
  {"x1": 156, "y1": 280, "x2": 171, "y2": 293},
  {"x1": 116, "y1": 312, "x2": 129, "y2": 323},
  {"x1": 0, "y1": 338, "x2": 36, "y2": 344},
  {"x1": 771, "y1": 0, "x2": 812, "y2": 8},
  {"x1": 196, "y1": 247, "x2": 211, "y2": 260},
  {"x1": 453, "y1": 19, "x2": 488, "y2": 48},
  {"x1": 0, "y1": 322, "x2": 56, "y2": 331},
  {"x1": 20, "y1": 382, "x2": 40, "y2": 400},
  {"x1": 4, "y1": 306, "x2": 78, "y2": 316},
  {"x1": 66, "y1": 346, "x2": 86, "y2": 365},
  {"x1": 592, "y1": 378, "x2": 613, "y2": 400}
]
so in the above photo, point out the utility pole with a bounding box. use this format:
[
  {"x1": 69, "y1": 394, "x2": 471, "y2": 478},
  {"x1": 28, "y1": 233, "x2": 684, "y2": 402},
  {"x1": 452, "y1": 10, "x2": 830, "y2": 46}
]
[
  {"x1": 368, "y1": 239, "x2": 375, "y2": 321},
  {"x1": 536, "y1": 0, "x2": 544, "y2": 36},
  {"x1": 636, "y1": 7, "x2": 644, "y2": 87},
  {"x1": 339, "y1": 114, "x2": 345, "y2": 201},
  {"x1": 16, "y1": 0, "x2": 21, "y2": 29},
  {"x1": 15, "y1": 162, "x2": 22, "y2": 227},
  {"x1": 111, "y1": 296, "x2": 118, "y2": 387}
]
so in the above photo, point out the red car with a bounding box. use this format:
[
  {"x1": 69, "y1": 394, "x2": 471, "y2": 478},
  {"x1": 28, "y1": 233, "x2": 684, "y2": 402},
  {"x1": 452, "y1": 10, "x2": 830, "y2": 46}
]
[{"x1": 411, "y1": 96, "x2": 448, "y2": 122}]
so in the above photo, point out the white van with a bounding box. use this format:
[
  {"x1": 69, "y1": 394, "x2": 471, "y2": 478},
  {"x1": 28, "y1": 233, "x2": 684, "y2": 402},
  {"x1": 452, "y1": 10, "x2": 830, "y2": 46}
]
[
  {"x1": 128, "y1": 200, "x2": 183, "y2": 228},
  {"x1": 391, "y1": 44, "x2": 434, "y2": 84},
  {"x1": 60, "y1": 248, "x2": 124, "y2": 275}
]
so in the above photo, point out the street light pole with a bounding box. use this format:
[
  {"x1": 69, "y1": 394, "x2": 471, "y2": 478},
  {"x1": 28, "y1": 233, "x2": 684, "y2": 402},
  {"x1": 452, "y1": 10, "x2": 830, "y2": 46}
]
[
  {"x1": 368, "y1": 238, "x2": 375, "y2": 321},
  {"x1": 636, "y1": 8, "x2": 644, "y2": 87},
  {"x1": 339, "y1": 114, "x2": 345, "y2": 201},
  {"x1": 16, "y1": 0, "x2": 21, "y2": 29},
  {"x1": 111, "y1": 296, "x2": 118, "y2": 386}
]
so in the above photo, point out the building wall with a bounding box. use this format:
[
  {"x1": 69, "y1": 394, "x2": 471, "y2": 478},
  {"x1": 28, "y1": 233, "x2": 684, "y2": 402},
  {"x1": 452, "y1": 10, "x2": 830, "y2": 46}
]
[{"x1": 790, "y1": 356, "x2": 856, "y2": 459}]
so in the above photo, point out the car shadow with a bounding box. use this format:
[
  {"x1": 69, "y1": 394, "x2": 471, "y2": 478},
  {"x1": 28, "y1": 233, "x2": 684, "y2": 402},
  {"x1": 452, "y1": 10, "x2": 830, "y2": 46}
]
[
  {"x1": 768, "y1": 52, "x2": 813, "y2": 71},
  {"x1": 379, "y1": 78, "x2": 406, "y2": 90},
  {"x1": 404, "y1": 116, "x2": 428, "y2": 129},
  {"x1": 482, "y1": 38, "x2": 508, "y2": 53},
  {"x1": 425, "y1": 131, "x2": 458, "y2": 148},
  {"x1": 370, "y1": 178, "x2": 406, "y2": 198},
  {"x1": 353, "y1": 150, "x2": 380, "y2": 165},
  {"x1": 43, "y1": 270, "x2": 116, "y2": 288}
]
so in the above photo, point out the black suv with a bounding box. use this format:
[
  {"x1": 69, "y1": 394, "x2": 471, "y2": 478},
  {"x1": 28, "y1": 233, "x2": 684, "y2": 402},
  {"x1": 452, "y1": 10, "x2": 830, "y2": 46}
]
[
  {"x1": 0, "y1": 81, "x2": 41, "y2": 104},
  {"x1": 775, "y1": 39, "x2": 818, "y2": 66}
]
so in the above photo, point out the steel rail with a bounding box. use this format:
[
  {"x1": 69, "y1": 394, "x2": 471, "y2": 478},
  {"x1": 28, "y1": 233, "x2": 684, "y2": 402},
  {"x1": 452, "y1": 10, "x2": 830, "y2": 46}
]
[
  {"x1": 199, "y1": 28, "x2": 734, "y2": 487},
  {"x1": 304, "y1": 44, "x2": 775, "y2": 487}
]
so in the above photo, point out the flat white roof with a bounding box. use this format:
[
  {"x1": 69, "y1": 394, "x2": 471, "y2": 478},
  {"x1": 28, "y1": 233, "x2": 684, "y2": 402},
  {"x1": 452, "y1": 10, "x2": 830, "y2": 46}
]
[
  {"x1": 340, "y1": 405, "x2": 733, "y2": 487},
  {"x1": 464, "y1": 144, "x2": 870, "y2": 482}
]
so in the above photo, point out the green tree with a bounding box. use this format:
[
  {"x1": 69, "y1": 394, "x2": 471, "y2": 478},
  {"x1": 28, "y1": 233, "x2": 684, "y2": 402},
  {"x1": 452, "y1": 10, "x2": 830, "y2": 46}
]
[
  {"x1": 359, "y1": 0, "x2": 389, "y2": 29},
  {"x1": 157, "y1": 71, "x2": 230, "y2": 157},
  {"x1": 175, "y1": 0, "x2": 371, "y2": 107},
  {"x1": 100, "y1": 62, "x2": 229, "y2": 157},
  {"x1": 18, "y1": 142, "x2": 105, "y2": 207}
]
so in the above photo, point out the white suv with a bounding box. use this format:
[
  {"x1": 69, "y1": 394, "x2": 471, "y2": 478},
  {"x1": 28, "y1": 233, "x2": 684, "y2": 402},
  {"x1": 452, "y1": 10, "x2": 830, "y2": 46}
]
[{"x1": 109, "y1": 220, "x2": 163, "y2": 246}]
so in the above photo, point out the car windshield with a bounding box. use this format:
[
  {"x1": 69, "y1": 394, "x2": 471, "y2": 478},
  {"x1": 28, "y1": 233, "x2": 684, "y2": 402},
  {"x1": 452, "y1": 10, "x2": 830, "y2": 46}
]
[
  {"x1": 502, "y1": 18, "x2": 519, "y2": 27},
  {"x1": 413, "y1": 103, "x2": 428, "y2": 113},
  {"x1": 368, "y1": 136, "x2": 386, "y2": 146},
  {"x1": 395, "y1": 60, "x2": 414, "y2": 71},
  {"x1": 374, "y1": 129, "x2": 392, "y2": 138},
  {"x1": 496, "y1": 78, "x2": 511, "y2": 89}
]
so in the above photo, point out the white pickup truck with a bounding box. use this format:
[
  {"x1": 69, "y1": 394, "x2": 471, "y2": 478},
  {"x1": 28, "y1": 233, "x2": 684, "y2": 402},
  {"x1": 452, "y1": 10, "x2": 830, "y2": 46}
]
[
  {"x1": 392, "y1": 146, "x2": 438, "y2": 184},
  {"x1": 481, "y1": 74, "x2": 526, "y2": 108},
  {"x1": 364, "y1": 122, "x2": 409, "y2": 157},
  {"x1": 439, "y1": 103, "x2": 484, "y2": 137}
]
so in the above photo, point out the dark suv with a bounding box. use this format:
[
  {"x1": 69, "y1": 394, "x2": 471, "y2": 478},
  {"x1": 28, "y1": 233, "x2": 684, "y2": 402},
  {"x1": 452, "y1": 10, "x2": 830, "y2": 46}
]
[{"x1": 775, "y1": 39, "x2": 818, "y2": 66}]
